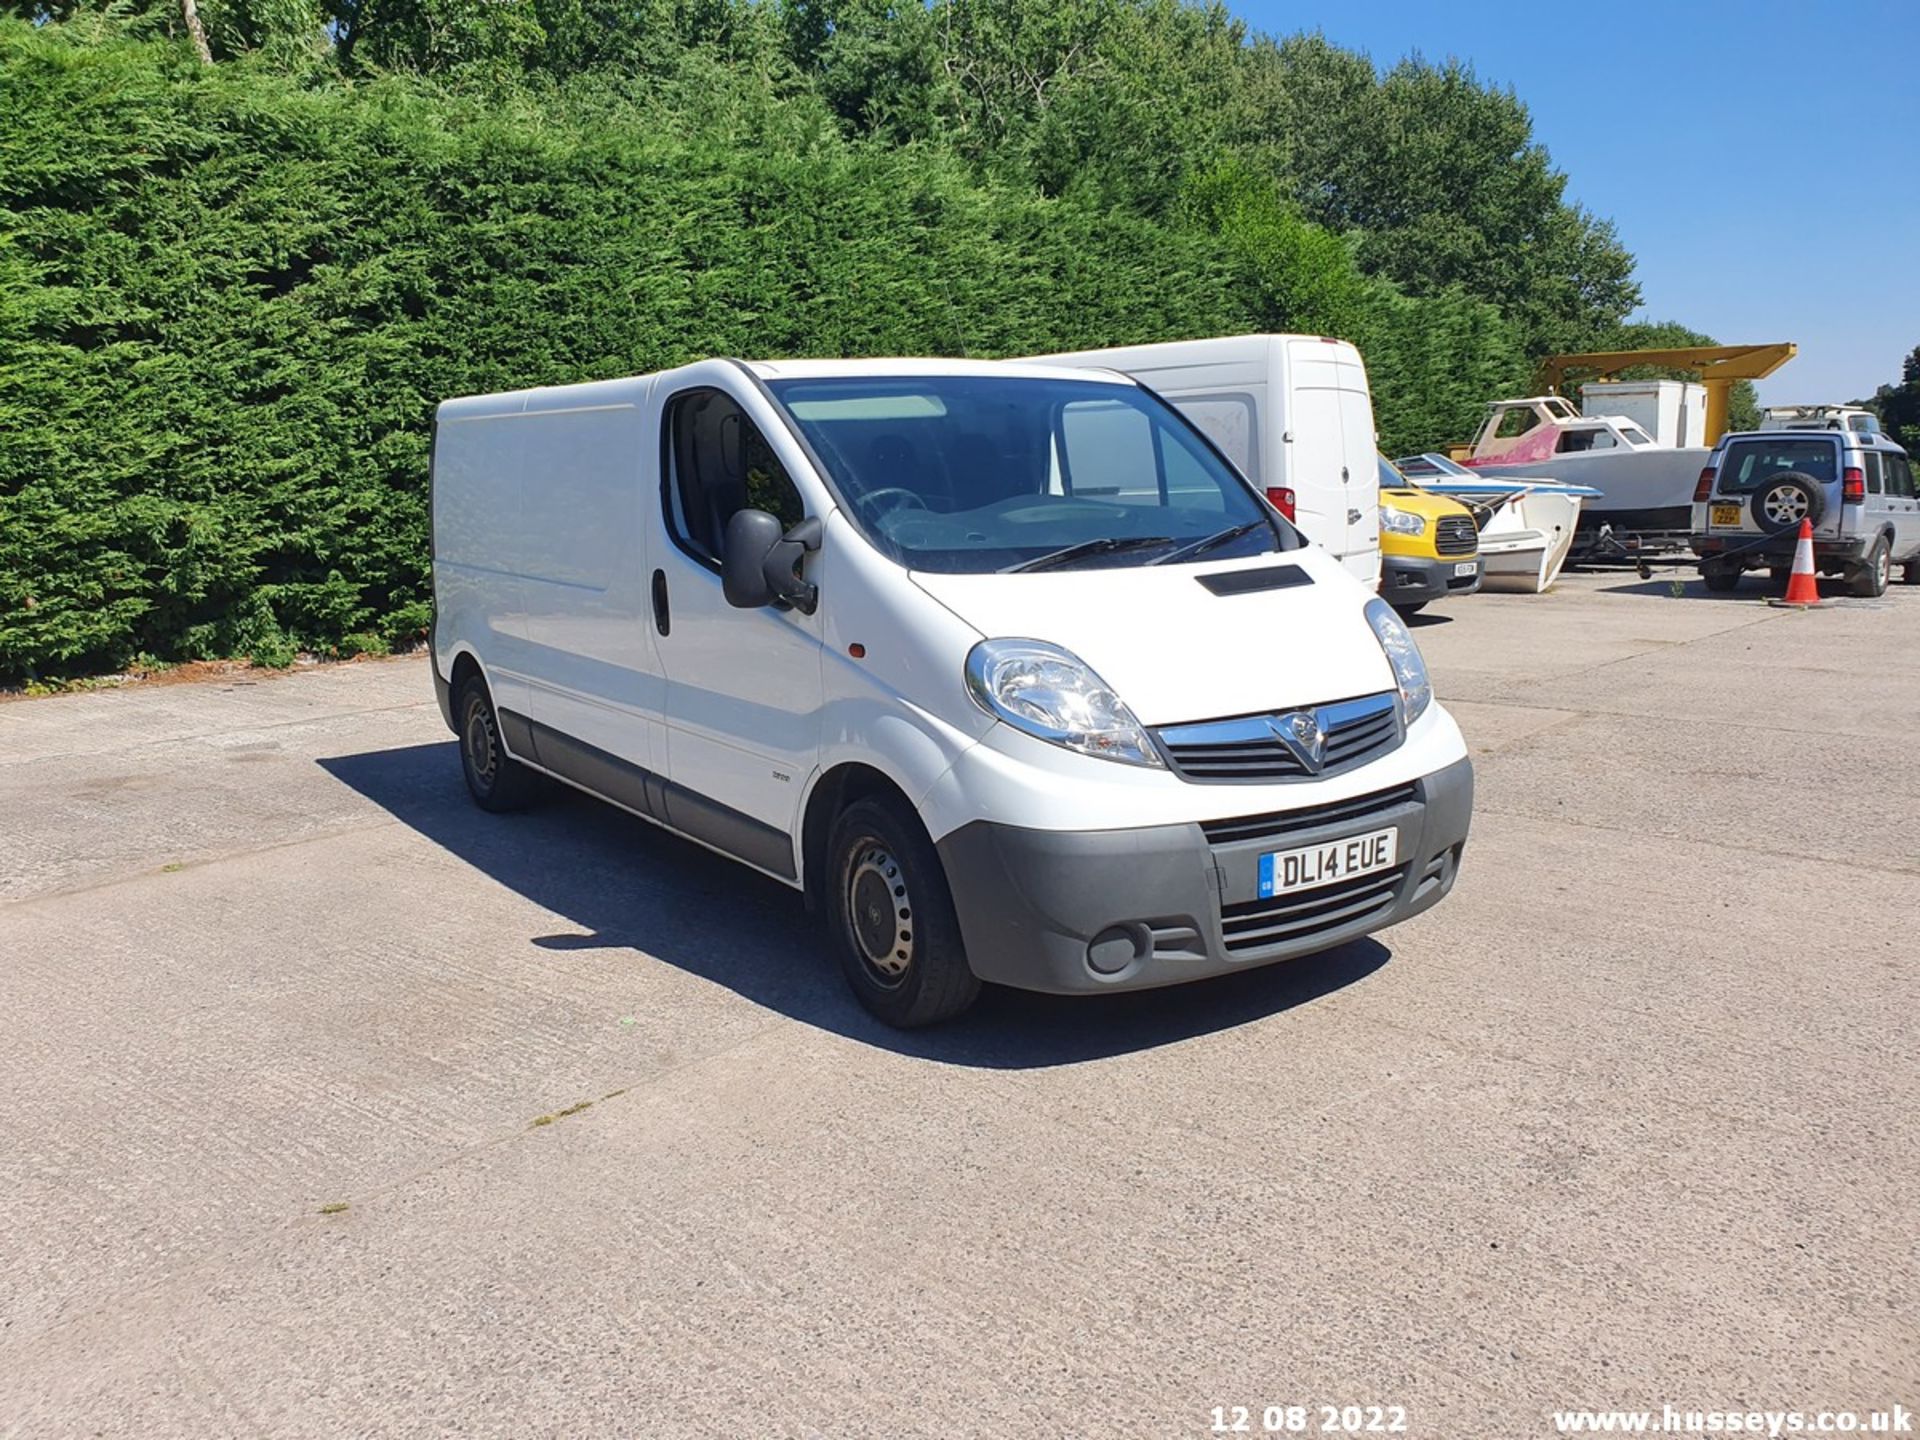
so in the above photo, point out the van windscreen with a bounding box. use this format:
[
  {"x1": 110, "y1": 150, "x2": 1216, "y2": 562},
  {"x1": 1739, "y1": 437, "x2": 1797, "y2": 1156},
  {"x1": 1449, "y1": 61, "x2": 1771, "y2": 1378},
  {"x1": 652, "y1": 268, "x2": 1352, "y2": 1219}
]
[{"x1": 765, "y1": 376, "x2": 1288, "y2": 573}]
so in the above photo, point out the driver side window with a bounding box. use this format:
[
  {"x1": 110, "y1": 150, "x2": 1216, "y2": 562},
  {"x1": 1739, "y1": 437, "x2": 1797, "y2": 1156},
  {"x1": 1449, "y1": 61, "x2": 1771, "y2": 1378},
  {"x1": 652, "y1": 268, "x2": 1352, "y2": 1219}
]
[{"x1": 664, "y1": 388, "x2": 805, "y2": 565}]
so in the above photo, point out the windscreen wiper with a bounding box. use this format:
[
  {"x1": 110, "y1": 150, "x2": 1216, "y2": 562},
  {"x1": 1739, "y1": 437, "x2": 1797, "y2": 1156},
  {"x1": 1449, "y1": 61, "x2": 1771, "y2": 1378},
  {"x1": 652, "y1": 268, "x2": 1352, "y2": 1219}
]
[
  {"x1": 1148, "y1": 520, "x2": 1267, "y2": 566},
  {"x1": 1002, "y1": 535, "x2": 1176, "y2": 574}
]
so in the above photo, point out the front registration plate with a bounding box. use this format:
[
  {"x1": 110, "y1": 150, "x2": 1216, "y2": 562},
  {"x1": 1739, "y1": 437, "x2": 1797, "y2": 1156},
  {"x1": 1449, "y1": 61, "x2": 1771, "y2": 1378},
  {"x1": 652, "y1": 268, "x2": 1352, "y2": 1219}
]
[
  {"x1": 1258, "y1": 828, "x2": 1399, "y2": 899},
  {"x1": 1711, "y1": 503, "x2": 1743, "y2": 527},
  {"x1": 1453, "y1": 561, "x2": 1479, "y2": 577}
]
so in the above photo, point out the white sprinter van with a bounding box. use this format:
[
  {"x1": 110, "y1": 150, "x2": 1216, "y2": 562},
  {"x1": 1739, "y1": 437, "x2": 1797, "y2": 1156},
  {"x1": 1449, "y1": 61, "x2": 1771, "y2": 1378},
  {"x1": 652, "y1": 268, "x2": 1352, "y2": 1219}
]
[
  {"x1": 1034, "y1": 335, "x2": 1384, "y2": 586},
  {"x1": 430, "y1": 358, "x2": 1472, "y2": 1027}
]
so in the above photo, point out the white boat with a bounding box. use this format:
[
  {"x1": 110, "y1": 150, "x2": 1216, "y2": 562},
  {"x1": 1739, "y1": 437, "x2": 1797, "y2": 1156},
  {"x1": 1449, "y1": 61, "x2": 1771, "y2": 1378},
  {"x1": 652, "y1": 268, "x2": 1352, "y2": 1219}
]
[
  {"x1": 1455, "y1": 396, "x2": 1709, "y2": 555},
  {"x1": 1391, "y1": 454, "x2": 1599, "y2": 594}
]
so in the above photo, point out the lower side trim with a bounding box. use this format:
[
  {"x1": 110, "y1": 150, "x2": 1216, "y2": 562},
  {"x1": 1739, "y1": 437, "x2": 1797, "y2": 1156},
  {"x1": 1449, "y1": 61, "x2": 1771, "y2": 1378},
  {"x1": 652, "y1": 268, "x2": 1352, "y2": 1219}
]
[{"x1": 497, "y1": 708, "x2": 796, "y2": 880}]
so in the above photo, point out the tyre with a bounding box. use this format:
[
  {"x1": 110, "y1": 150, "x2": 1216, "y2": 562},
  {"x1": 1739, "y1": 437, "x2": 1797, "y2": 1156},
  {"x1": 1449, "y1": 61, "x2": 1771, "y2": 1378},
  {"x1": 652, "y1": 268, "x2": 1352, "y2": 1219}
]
[
  {"x1": 1748, "y1": 472, "x2": 1826, "y2": 532},
  {"x1": 1847, "y1": 536, "x2": 1890, "y2": 598},
  {"x1": 826, "y1": 796, "x2": 981, "y2": 1027},
  {"x1": 1902, "y1": 560, "x2": 1920, "y2": 586},
  {"x1": 1768, "y1": 564, "x2": 1791, "y2": 587},
  {"x1": 455, "y1": 672, "x2": 542, "y2": 812},
  {"x1": 1700, "y1": 563, "x2": 1740, "y2": 593},
  {"x1": 1390, "y1": 600, "x2": 1427, "y2": 616}
]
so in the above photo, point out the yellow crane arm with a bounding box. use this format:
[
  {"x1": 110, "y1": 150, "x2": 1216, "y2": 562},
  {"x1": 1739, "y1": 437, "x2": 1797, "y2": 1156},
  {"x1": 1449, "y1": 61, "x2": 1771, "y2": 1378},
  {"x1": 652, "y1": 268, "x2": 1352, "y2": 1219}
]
[{"x1": 1533, "y1": 343, "x2": 1797, "y2": 445}]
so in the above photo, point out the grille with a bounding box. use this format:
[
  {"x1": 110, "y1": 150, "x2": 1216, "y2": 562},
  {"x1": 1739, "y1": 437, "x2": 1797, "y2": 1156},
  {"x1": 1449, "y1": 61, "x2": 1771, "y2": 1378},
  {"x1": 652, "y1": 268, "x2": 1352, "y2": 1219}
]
[
  {"x1": 1219, "y1": 864, "x2": 1410, "y2": 954},
  {"x1": 1435, "y1": 515, "x2": 1478, "y2": 556},
  {"x1": 1156, "y1": 693, "x2": 1400, "y2": 783},
  {"x1": 1199, "y1": 781, "x2": 1419, "y2": 847}
]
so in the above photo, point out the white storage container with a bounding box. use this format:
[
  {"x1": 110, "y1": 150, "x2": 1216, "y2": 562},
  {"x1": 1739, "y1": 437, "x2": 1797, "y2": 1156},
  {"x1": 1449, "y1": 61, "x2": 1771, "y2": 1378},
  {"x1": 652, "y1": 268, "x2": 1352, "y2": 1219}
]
[{"x1": 1579, "y1": 379, "x2": 1706, "y2": 447}]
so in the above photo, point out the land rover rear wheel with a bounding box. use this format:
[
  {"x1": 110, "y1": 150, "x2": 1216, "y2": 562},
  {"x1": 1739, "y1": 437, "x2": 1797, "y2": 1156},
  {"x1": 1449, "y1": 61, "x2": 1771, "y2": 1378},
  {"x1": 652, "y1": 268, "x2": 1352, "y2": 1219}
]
[{"x1": 1700, "y1": 562, "x2": 1740, "y2": 593}]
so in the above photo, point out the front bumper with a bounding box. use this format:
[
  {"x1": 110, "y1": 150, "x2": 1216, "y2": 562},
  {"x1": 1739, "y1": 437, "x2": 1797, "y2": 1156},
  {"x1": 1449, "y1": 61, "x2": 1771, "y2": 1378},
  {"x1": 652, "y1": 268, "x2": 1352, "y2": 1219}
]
[
  {"x1": 1691, "y1": 533, "x2": 1869, "y2": 568},
  {"x1": 1380, "y1": 553, "x2": 1482, "y2": 605},
  {"x1": 936, "y1": 755, "x2": 1474, "y2": 994}
]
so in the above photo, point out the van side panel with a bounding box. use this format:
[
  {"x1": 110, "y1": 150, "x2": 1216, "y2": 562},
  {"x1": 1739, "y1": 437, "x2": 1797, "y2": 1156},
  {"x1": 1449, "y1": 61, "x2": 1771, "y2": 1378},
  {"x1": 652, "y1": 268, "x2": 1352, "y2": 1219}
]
[
  {"x1": 432, "y1": 403, "x2": 535, "y2": 721},
  {"x1": 512, "y1": 394, "x2": 662, "y2": 779}
]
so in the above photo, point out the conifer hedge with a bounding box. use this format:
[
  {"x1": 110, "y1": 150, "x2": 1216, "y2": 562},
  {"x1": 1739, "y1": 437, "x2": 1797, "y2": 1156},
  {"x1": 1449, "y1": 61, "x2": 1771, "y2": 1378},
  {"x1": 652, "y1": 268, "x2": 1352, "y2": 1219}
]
[{"x1": 0, "y1": 22, "x2": 1525, "y2": 680}]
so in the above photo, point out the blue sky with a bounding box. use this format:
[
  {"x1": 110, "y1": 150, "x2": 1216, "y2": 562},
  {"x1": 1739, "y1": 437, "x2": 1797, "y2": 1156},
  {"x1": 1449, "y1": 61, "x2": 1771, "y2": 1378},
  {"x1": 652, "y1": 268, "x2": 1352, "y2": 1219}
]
[{"x1": 1228, "y1": 0, "x2": 1919, "y2": 405}]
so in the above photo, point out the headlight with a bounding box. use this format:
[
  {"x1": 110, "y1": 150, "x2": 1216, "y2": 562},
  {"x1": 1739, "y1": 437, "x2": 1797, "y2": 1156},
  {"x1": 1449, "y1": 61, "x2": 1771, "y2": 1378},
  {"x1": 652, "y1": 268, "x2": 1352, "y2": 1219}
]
[
  {"x1": 964, "y1": 639, "x2": 1164, "y2": 768},
  {"x1": 1379, "y1": 504, "x2": 1427, "y2": 536},
  {"x1": 1364, "y1": 598, "x2": 1432, "y2": 725}
]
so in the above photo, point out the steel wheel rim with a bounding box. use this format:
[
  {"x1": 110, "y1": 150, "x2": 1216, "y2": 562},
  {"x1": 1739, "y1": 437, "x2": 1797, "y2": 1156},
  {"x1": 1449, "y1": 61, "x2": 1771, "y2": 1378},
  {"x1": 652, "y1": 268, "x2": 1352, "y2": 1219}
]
[
  {"x1": 463, "y1": 700, "x2": 498, "y2": 788},
  {"x1": 846, "y1": 842, "x2": 913, "y2": 987}
]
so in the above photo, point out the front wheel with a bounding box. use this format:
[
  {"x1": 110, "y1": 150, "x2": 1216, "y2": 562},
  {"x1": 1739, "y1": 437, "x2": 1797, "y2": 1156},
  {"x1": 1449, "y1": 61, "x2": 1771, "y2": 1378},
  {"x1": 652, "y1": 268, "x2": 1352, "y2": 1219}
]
[
  {"x1": 826, "y1": 797, "x2": 980, "y2": 1028},
  {"x1": 1390, "y1": 600, "x2": 1427, "y2": 617},
  {"x1": 1901, "y1": 560, "x2": 1920, "y2": 586},
  {"x1": 1847, "y1": 537, "x2": 1890, "y2": 598}
]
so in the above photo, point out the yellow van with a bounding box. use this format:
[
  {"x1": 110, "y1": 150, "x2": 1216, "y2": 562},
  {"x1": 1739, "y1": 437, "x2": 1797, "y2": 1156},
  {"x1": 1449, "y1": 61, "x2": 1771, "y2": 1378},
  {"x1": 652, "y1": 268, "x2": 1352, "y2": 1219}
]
[{"x1": 1377, "y1": 458, "x2": 1483, "y2": 615}]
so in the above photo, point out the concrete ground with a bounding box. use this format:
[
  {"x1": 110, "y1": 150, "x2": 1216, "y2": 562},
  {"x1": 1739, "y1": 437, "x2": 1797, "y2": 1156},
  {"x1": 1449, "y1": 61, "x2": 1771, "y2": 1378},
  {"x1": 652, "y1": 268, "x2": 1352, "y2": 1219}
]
[{"x1": 1, "y1": 571, "x2": 1915, "y2": 1439}]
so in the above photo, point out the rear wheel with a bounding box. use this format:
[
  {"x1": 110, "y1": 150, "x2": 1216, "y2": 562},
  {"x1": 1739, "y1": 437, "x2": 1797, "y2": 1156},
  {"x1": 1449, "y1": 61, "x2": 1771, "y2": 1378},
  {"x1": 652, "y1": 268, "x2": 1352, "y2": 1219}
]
[
  {"x1": 1847, "y1": 537, "x2": 1891, "y2": 598},
  {"x1": 826, "y1": 796, "x2": 980, "y2": 1028},
  {"x1": 456, "y1": 672, "x2": 542, "y2": 812},
  {"x1": 1700, "y1": 563, "x2": 1741, "y2": 593}
]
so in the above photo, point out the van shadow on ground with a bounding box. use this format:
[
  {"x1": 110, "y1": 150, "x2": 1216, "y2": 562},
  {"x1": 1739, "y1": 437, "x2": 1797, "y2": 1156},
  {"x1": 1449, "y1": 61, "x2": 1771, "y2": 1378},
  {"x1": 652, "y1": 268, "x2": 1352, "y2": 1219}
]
[{"x1": 318, "y1": 742, "x2": 1390, "y2": 1070}]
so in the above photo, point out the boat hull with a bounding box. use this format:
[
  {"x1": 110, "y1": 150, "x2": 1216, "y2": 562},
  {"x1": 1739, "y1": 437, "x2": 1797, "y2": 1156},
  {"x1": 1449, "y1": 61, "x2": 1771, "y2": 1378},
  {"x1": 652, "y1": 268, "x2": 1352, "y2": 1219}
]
[
  {"x1": 1468, "y1": 449, "x2": 1705, "y2": 555},
  {"x1": 1468, "y1": 448, "x2": 1705, "y2": 512},
  {"x1": 1476, "y1": 492, "x2": 1583, "y2": 593}
]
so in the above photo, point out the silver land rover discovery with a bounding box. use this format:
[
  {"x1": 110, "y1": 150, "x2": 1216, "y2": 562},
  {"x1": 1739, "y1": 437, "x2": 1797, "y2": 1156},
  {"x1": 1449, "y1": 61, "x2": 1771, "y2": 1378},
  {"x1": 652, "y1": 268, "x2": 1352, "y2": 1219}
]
[{"x1": 1691, "y1": 427, "x2": 1920, "y2": 597}]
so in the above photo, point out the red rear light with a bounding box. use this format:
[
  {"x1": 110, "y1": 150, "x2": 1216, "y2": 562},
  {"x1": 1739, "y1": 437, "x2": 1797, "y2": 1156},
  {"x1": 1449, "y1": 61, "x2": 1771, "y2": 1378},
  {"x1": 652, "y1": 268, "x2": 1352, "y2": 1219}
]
[
  {"x1": 1265, "y1": 486, "x2": 1297, "y2": 521},
  {"x1": 1842, "y1": 467, "x2": 1865, "y2": 503},
  {"x1": 1694, "y1": 467, "x2": 1716, "y2": 503}
]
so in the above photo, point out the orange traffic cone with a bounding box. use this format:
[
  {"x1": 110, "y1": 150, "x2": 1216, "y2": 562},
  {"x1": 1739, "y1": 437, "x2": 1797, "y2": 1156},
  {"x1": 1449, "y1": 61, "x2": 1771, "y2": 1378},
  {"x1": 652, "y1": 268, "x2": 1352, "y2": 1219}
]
[{"x1": 1770, "y1": 518, "x2": 1824, "y2": 608}]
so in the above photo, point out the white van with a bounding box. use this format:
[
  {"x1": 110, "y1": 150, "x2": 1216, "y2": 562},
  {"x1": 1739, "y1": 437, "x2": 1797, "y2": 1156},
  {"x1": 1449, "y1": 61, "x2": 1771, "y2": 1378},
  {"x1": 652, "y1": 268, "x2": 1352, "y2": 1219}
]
[
  {"x1": 431, "y1": 357, "x2": 1472, "y2": 1026},
  {"x1": 1032, "y1": 335, "x2": 1384, "y2": 585}
]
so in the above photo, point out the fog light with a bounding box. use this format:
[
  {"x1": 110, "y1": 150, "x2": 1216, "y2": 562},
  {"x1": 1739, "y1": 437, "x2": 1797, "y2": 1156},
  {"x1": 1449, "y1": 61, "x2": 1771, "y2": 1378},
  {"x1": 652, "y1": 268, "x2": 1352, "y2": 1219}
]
[{"x1": 1086, "y1": 924, "x2": 1147, "y2": 975}]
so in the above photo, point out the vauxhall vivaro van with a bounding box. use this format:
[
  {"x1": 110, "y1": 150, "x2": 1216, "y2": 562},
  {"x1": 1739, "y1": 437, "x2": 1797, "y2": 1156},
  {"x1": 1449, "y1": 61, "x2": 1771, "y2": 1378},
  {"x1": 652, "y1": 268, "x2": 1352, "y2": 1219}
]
[
  {"x1": 1033, "y1": 335, "x2": 1385, "y2": 586},
  {"x1": 431, "y1": 358, "x2": 1473, "y2": 1026}
]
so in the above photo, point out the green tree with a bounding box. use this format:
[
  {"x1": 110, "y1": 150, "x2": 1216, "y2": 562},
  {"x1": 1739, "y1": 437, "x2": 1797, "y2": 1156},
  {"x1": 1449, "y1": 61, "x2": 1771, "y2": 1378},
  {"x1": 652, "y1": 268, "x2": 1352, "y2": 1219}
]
[
  {"x1": 1870, "y1": 346, "x2": 1920, "y2": 448},
  {"x1": 0, "y1": 2, "x2": 1737, "y2": 680}
]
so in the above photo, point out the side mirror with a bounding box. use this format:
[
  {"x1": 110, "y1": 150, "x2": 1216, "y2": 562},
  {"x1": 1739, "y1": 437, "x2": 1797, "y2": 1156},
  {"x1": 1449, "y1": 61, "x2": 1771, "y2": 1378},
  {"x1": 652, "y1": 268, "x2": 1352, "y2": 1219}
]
[{"x1": 722, "y1": 509, "x2": 823, "y2": 613}]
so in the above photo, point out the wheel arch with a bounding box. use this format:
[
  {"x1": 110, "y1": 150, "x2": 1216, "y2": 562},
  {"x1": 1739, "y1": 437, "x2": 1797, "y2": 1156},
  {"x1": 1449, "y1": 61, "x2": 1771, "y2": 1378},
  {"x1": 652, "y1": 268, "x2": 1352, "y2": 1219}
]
[
  {"x1": 799, "y1": 761, "x2": 921, "y2": 913},
  {"x1": 448, "y1": 647, "x2": 485, "y2": 696},
  {"x1": 444, "y1": 647, "x2": 520, "y2": 756}
]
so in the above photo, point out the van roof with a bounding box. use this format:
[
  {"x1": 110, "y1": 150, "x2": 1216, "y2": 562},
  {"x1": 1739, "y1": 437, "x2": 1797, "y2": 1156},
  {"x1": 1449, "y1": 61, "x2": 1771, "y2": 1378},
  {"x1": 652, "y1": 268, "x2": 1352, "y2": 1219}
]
[
  {"x1": 744, "y1": 357, "x2": 1134, "y2": 384},
  {"x1": 436, "y1": 357, "x2": 1136, "y2": 420}
]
